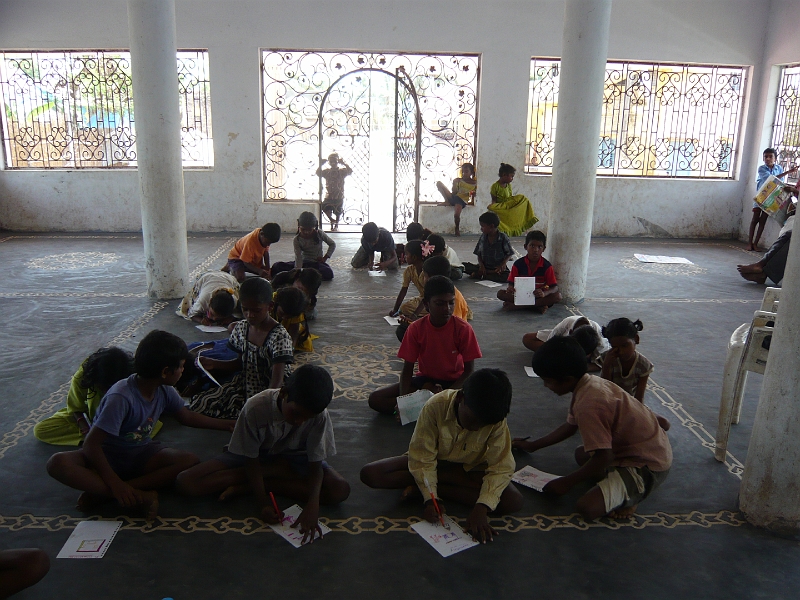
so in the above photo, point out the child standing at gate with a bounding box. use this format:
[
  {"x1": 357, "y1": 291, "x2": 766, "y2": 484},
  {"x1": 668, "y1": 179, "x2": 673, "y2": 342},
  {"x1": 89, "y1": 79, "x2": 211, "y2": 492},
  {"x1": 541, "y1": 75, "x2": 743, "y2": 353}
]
[{"x1": 317, "y1": 153, "x2": 352, "y2": 231}]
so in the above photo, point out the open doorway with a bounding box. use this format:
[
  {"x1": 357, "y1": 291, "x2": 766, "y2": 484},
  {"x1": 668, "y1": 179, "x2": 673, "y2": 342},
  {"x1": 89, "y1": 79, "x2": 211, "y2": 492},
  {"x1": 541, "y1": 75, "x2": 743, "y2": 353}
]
[{"x1": 261, "y1": 51, "x2": 480, "y2": 232}]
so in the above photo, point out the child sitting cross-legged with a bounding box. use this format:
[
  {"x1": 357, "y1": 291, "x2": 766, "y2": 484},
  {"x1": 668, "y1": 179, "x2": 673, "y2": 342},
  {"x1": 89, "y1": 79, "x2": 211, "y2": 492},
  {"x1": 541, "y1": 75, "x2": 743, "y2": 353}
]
[
  {"x1": 496, "y1": 230, "x2": 561, "y2": 313},
  {"x1": 426, "y1": 233, "x2": 464, "y2": 280},
  {"x1": 361, "y1": 369, "x2": 523, "y2": 543},
  {"x1": 176, "y1": 364, "x2": 350, "y2": 544},
  {"x1": 369, "y1": 275, "x2": 482, "y2": 414},
  {"x1": 513, "y1": 337, "x2": 672, "y2": 520},
  {"x1": 389, "y1": 240, "x2": 426, "y2": 318},
  {"x1": 597, "y1": 318, "x2": 654, "y2": 406},
  {"x1": 45, "y1": 330, "x2": 235, "y2": 520},
  {"x1": 463, "y1": 212, "x2": 515, "y2": 283}
]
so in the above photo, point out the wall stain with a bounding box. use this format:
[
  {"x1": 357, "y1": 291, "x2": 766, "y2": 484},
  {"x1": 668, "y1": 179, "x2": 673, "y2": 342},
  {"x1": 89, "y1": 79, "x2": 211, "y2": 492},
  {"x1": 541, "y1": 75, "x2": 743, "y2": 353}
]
[
  {"x1": 227, "y1": 132, "x2": 239, "y2": 146},
  {"x1": 242, "y1": 160, "x2": 254, "y2": 171}
]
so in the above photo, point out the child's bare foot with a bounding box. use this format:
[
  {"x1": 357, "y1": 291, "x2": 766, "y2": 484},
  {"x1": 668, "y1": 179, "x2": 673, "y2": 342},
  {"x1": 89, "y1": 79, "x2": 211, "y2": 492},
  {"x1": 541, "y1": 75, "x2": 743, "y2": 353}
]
[
  {"x1": 140, "y1": 491, "x2": 159, "y2": 521},
  {"x1": 399, "y1": 485, "x2": 422, "y2": 503},
  {"x1": 608, "y1": 504, "x2": 637, "y2": 519},
  {"x1": 76, "y1": 492, "x2": 107, "y2": 512},
  {"x1": 218, "y1": 484, "x2": 250, "y2": 501},
  {"x1": 502, "y1": 300, "x2": 514, "y2": 311},
  {"x1": 533, "y1": 305, "x2": 549, "y2": 314}
]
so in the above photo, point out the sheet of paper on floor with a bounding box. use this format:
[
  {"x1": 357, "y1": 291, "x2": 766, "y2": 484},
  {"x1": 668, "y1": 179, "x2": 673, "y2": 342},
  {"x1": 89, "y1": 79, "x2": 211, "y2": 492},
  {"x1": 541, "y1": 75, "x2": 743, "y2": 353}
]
[
  {"x1": 195, "y1": 324, "x2": 229, "y2": 333},
  {"x1": 474, "y1": 280, "x2": 502, "y2": 288},
  {"x1": 634, "y1": 254, "x2": 694, "y2": 264},
  {"x1": 368, "y1": 270, "x2": 387, "y2": 277},
  {"x1": 384, "y1": 315, "x2": 400, "y2": 326},
  {"x1": 512, "y1": 465, "x2": 560, "y2": 492},
  {"x1": 524, "y1": 366, "x2": 539, "y2": 378},
  {"x1": 268, "y1": 504, "x2": 332, "y2": 548},
  {"x1": 57, "y1": 520, "x2": 122, "y2": 559},
  {"x1": 411, "y1": 516, "x2": 478, "y2": 557},
  {"x1": 396, "y1": 389, "x2": 434, "y2": 425}
]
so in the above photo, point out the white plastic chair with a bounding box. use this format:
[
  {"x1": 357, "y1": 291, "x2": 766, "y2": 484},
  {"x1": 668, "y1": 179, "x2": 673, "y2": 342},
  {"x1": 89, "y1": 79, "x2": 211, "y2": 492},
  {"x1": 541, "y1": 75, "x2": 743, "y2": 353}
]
[
  {"x1": 714, "y1": 302, "x2": 777, "y2": 461},
  {"x1": 761, "y1": 286, "x2": 781, "y2": 312}
]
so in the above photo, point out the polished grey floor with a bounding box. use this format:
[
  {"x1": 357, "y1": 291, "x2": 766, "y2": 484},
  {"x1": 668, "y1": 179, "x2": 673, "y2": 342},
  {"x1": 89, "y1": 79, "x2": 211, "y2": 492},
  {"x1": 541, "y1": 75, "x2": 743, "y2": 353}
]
[{"x1": 1, "y1": 230, "x2": 796, "y2": 600}]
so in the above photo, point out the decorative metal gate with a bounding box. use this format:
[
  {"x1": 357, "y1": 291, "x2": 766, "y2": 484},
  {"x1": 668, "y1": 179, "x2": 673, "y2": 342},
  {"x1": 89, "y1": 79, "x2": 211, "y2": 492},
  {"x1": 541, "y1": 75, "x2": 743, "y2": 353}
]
[{"x1": 393, "y1": 67, "x2": 421, "y2": 231}]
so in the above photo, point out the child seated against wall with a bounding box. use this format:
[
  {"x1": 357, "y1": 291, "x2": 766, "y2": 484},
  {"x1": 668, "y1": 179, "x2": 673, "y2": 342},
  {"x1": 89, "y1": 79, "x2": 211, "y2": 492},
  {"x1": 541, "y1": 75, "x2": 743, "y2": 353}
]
[
  {"x1": 463, "y1": 212, "x2": 515, "y2": 283},
  {"x1": 369, "y1": 275, "x2": 481, "y2": 414},
  {"x1": 496, "y1": 230, "x2": 561, "y2": 313},
  {"x1": 513, "y1": 337, "x2": 671, "y2": 520},
  {"x1": 222, "y1": 223, "x2": 282, "y2": 282},
  {"x1": 361, "y1": 368, "x2": 523, "y2": 543}
]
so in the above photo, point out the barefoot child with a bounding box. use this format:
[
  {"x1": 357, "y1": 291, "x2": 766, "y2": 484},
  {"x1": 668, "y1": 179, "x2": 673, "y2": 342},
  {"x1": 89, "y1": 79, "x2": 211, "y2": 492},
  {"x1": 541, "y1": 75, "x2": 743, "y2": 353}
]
[
  {"x1": 368, "y1": 276, "x2": 481, "y2": 414},
  {"x1": 512, "y1": 337, "x2": 671, "y2": 520},
  {"x1": 435, "y1": 162, "x2": 476, "y2": 236},
  {"x1": 597, "y1": 318, "x2": 653, "y2": 404},
  {"x1": 351, "y1": 222, "x2": 398, "y2": 271},
  {"x1": 45, "y1": 330, "x2": 235, "y2": 519},
  {"x1": 317, "y1": 153, "x2": 352, "y2": 231},
  {"x1": 223, "y1": 223, "x2": 282, "y2": 282},
  {"x1": 463, "y1": 212, "x2": 515, "y2": 282},
  {"x1": 189, "y1": 278, "x2": 294, "y2": 419},
  {"x1": 176, "y1": 364, "x2": 350, "y2": 544},
  {"x1": 749, "y1": 148, "x2": 797, "y2": 251},
  {"x1": 177, "y1": 271, "x2": 239, "y2": 326},
  {"x1": 488, "y1": 163, "x2": 538, "y2": 237},
  {"x1": 426, "y1": 234, "x2": 464, "y2": 280},
  {"x1": 389, "y1": 240, "x2": 426, "y2": 318},
  {"x1": 522, "y1": 315, "x2": 608, "y2": 369},
  {"x1": 361, "y1": 369, "x2": 523, "y2": 543},
  {"x1": 271, "y1": 212, "x2": 336, "y2": 281},
  {"x1": 497, "y1": 230, "x2": 561, "y2": 312}
]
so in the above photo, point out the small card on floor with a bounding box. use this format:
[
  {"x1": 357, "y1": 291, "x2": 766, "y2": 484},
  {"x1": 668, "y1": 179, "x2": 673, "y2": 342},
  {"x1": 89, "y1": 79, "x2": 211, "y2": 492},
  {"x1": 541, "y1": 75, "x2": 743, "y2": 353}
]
[
  {"x1": 396, "y1": 389, "x2": 434, "y2": 425},
  {"x1": 368, "y1": 270, "x2": 387, "y2": 277},
  {"x1": 411, "y1": 516, "x2": 478, "y2": 557},
  {"x1": 384, "y1": 315, "x2": 400, "y2": 326},
  {"x1": 633, "y1": 254, "x2": 693, "y2": 264},
  {"x1": 512, "y1": 465, "x2": 560, "y2": 492},
  {"x1": 57, "y1": 520, "x2": 122, "y2": 559},
  {"x1": 475, "y1": 280, "x2": 502, "y2": 288},
  {"x1": 524, "y1": 366, "x2": 539, "y2": 378},
  {"x1": 268, "y1": 504, "x2": 331, "y2": 547},
  {"x1": 195, "y1": 324, "x2": 228, "y2": 333}
]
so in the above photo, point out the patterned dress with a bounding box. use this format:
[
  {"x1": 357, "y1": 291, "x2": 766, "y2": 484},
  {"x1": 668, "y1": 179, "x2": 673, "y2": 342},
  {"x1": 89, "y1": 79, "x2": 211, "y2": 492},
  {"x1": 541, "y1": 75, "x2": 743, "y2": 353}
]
[{"x1": 189, "y1": 321, "x2": 294, "y2": 419}]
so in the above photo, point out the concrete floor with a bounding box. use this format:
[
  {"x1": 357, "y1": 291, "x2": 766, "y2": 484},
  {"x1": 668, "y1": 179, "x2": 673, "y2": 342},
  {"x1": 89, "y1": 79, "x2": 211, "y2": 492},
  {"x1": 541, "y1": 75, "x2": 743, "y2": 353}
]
[{"x1": 1, "y1": 231, "x2": 797, "y2": 599}]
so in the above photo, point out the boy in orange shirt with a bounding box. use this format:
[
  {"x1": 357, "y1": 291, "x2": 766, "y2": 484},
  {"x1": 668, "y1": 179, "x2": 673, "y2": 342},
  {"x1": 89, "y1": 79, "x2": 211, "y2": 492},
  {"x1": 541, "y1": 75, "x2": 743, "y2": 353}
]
[{"x1": 224, "y1": 223, "x2": 282, "y2": 282}]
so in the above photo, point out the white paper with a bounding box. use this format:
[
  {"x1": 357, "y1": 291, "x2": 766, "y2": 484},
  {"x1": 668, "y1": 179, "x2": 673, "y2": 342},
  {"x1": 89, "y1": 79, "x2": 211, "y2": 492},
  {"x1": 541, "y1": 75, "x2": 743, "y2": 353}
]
[
  {"x1": 524, "y1": 366, "x2": 539, "y2": 378},
  {"x1": 384, "y1": 315, "x2": 400, "y2": 326},
  {"x1": 513, "y1": 277, "x2": 540, "y2": 306},
  {"x1": 195, "y1": 324, "x2": 228, "y2": 333},
  {"x1": 195, "y1": 350, "x2": 222, "y2": 387},
  {"x1": 368, "y1": 270, "x2": 387, "y2": 277},
  {"x1": 57, "y1": 520, "x2": 122, "y2": 559},
  {"x1": 268, "y1": 504, "x2": 331, "y2": 548},
  {"x1": 411, "y1": 516, "x2": 479, "y2": 557},
  {"x1": 633, "y1": 254, "x2": 694, "y2": 265},
  {"x1": 396, "y1": 389, "x2": 434, "y2": 425},
  {"x1": 474, "y1": 280, "x2": 502, "y2": 288},
  {"x1": 512, "y1": 465, "x2": 560, "y2": 492}
]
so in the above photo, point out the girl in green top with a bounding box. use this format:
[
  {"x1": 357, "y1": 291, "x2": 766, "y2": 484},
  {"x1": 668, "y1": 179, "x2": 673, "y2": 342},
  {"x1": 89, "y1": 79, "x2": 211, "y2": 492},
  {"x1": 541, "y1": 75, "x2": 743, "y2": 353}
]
[{"x1": 488, "y1": 163, "x2": 539, "y2": 237}]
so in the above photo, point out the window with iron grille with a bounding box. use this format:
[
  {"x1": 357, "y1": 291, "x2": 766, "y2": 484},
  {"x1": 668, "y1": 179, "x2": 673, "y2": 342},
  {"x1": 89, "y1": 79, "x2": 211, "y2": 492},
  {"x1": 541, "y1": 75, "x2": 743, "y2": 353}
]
[
  {"x1": 770, "y1": 63, "x2": 800, "y2": 185},
  {"x1": 0, "y1": 50, "x2": 213, "y2": 169},
  {"x1": 525, "y1": 58, "x2": 747, "y2": 179}
]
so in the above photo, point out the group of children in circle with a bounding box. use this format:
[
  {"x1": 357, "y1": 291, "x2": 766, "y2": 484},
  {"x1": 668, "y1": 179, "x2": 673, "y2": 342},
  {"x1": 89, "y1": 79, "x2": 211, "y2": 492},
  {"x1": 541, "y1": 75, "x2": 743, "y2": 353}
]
[{"x1": 34, "y1": 177, "x2": 672, "y2": 545}]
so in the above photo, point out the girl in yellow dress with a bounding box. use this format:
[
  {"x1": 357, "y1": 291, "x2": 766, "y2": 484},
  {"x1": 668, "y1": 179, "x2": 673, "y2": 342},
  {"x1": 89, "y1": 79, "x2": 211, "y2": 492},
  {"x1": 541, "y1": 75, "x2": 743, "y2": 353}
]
[
  {"x1": 488, "y1": 163, "x2": 538, "y2": 237},
  {"x1": 435, "y1": 163, "x2": 476, "y2": 236}
]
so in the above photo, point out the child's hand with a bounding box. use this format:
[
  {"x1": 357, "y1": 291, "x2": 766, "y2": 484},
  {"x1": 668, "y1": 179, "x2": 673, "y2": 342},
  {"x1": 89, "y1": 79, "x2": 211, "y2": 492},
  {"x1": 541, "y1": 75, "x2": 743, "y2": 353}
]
[
  {"x1": 492, "y1": 266, "x2": 504, "y2": 274},
  {"x1": 533, "y1": 288, "x2": 545, "y2": 298},
  {"x1": 317, "y1": 255, "x2": 327, "y2": 263},
  {"x1": 543, "y1": 477, "x2": 572, "y2": 496},
  {"x1": 424, "y1": 500, "x2": 445, "y2": 524},
  {"x1": 511, "y1": 437, "x2": 535, "y2": 452},
  {"x1": 466, "y1": 504, "x2": 497, "y2": 543},
  {"x1": 421, "y1": 382, "x2": 443, "y2": 394},
  {"x1": 477, "y1": 265, "x2": 486, "y2": 278},
  {"x1": 260, "y1": 268, "x2": 270, "y2": 278},
  {"x1": 260, "y1": 504, "x2": 283, "y2": 524},
  {"x1": 292, "y1": 505, "x2": 323, "y2": 544}
]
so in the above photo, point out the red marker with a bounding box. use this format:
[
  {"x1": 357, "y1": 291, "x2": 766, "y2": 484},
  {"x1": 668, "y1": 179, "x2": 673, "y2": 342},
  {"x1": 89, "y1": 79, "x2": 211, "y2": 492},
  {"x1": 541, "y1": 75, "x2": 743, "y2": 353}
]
[
  {"x1": 423, "y1": 476, "x2": 449, "y2": 530},
  {"x1": 269, "y1": 492, "x2": 284, "y2": 522}
]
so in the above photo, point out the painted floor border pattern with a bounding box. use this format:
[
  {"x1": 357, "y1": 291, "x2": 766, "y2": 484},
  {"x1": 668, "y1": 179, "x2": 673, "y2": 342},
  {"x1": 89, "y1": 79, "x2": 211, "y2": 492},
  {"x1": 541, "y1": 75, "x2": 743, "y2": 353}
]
[
  {"x1": 564, "y1": 305, "x2": 745, "y2": 480},
  {"x1": 0, "y1": 510, "x2": 746, "y2": 536}
]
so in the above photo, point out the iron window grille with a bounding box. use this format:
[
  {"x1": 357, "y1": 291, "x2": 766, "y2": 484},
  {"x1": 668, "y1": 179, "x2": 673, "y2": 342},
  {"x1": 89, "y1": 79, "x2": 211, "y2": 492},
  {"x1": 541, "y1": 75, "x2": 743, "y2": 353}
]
[
  {"x1": 526, "y1": 58, "x2": 747, "y2": 179},
  {"x1": 0, "y1": 50, "x2": 213, "y2": 169},
  {"x1": 770, "y1": 63, "x2": 800, "y2": 185}
]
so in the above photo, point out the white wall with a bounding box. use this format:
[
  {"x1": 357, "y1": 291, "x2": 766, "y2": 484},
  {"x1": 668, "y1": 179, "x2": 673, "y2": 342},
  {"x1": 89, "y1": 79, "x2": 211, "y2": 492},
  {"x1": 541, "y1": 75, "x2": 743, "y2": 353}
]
[{"x1": 0, "y1": 0, "x2": 776, "y2": 236}]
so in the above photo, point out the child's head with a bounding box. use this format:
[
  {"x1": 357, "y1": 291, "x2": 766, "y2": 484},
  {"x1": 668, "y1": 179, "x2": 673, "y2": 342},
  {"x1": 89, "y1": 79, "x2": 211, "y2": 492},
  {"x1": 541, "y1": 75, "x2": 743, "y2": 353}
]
[
  {"x1": 404, "y1": 239, "x2": 425, "y2": 266},
  {"x1": 406, "y1": 222, "x2": 429, "y2": 242},
  {"x1": 297, "y1": 212, "x2": 319, "y2": 239},
  {"x1": 570, "y1": 324, "x2": 601, "y2": 358},
  {"x1": 328, "y1": 153, "x2": 340, "y2": 167},
  {"x1": 478, "y1": 211, "x2": 500, "y2": 234},
  {"x1": 134, "y1": 330, "x2": 189, "y2": 383},
  {"x1": 293, "y1": 268, "x2": 322, "y2": 300},
  {"x1": 458, "y1": 369, "x2": 512, "y2": 429},
  {"x1": 207, "y1": 289, "x2": 236, "y2": 322},
  {"x1": 239, "y1": 278, "x2": 273, "y2": 325},
  {"x1": 498, "y1": 162, "x2": 516, "y2": 182},
  {"x1": 362, "y1": 222, "x2": 379, "y2": 243},
  {"x1": 764, "y1": 148, "x2": 778, "y2": 166},
  {"x1": 274, "y1": 286, "x2": 308, "y2": 318},
  {"x1": 524, "y1": 230, "x2": 546, "y2": 261},
  {"x1": 426, "y1": 234, "x2": 446, "y2": 257},
  {"x1": 280, "y1": 364, "x2": 334, "y2": 424},
  {"x1": 601, "y1": 318, "x2": 643, "y2": 360},
  {"x1": 461, "y1": 162, "x2": 475, "y2": 178},
  {"x1": 422, "y1": 275, "x2": 455, "y2": 324},
  {"x1": 259, "y1": 223, "x2": 282, "y2": 245},
  {"x1": 531, "y1": 336, "x2": 587, "y2": 395},
  {"x1": 421, "y1": 255, "x2": 451, "y2": 285},
  {"x1": 80, "y1": 347, "x2": 134, "y2": 393}
]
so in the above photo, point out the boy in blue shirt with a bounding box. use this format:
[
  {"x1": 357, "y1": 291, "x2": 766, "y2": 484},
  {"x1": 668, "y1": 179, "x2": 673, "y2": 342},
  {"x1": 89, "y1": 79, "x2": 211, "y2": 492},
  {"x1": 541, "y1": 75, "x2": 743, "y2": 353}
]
[
  {"x1": 46, "y1": 330, "x2": 235, "y2": 520},
  {"x1": 463, "y1": 212, "x2": 515, "y2": 282},
  {"x1": 749, "y1": 147, "x2": 797, "y2": 251}
]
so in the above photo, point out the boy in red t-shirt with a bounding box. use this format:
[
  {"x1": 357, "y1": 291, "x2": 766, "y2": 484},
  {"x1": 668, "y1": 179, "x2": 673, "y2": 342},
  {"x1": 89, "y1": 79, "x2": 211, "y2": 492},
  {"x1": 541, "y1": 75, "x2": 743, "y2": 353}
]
[
  {"x1": 368, "y1": 276, "x2": 482, "y2": 414},
  {"x1": 497, "y1": 230, "x2": 561, "y2": 313}
]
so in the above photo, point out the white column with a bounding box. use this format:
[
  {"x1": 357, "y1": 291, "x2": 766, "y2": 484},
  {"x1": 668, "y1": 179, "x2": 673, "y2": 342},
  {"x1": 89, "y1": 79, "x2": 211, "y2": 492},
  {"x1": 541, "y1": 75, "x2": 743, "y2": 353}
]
[
  {"x1": 547, "y1": 0, "x2": 613, "y2": 302},
  {"x1": 740, "y1": 234, "x2": 800, "y2": 534},
  {"x1": 127, "y1": 0, "x2": 189, "y2": 299}
]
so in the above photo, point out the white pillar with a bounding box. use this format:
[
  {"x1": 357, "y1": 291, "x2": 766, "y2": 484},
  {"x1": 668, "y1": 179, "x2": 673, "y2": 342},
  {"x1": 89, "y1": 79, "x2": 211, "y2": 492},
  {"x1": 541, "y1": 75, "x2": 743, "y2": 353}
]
[
  {"x1": 127, "y1": 0, "x2": 189, "y2": 299},
  {"x1": 740, "y1": 234, "x2": 800, "y2": 534},
  {"x1": 547, "y1": 0, "x2": 612, "y2": 302}
]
